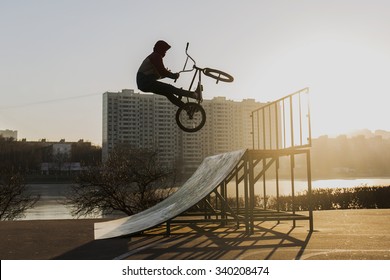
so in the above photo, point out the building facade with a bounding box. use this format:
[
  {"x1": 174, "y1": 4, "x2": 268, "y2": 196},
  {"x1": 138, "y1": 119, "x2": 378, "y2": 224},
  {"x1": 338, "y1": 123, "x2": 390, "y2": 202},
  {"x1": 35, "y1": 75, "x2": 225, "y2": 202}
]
[
  {"x1": 102, "y1": 89, "x2": 265, "y2": 174},
  {"x1": 102, "y1": 89, "x2": 182, "y2": 168}
]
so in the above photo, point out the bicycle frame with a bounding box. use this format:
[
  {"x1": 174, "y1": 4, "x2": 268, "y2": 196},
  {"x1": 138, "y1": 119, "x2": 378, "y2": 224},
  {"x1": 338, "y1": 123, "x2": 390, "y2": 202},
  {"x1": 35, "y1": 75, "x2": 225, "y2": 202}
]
[
  {"x1": 177, "y1": 43, "x2": 233, "y2": 102},
  {"x1": 174, "y1": 43, "x2": 233, "y2": 133},
  {"x1": 179, "y1": 43, "x2": 204, "y2": 101}
]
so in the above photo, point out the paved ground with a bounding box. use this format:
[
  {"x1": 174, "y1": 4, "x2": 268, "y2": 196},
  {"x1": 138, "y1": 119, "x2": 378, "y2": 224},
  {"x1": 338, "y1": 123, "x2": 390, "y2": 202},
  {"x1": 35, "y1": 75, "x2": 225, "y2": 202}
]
[{"x1": 1, "y1": 209, "x2": 390, "y2": 260}]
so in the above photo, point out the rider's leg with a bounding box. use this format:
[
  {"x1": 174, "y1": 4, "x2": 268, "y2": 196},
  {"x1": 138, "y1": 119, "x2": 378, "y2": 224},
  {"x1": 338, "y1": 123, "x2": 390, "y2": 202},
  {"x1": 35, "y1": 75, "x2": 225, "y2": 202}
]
[
  {"x1": 137, "y1": 72, "x2": 200, "y2": 105},
  {"x1": 137, "y1": 73, "x2": 200, "y2": 100},
  {"x1": 151, "y1": 80, "x2": 196, "y2": 98},
  {"x1": 162, "y1": 92, "x2": 185, "y2": 107},
  {"x1": 146, "y1": 80, "x2": 198, "y2": 107}
]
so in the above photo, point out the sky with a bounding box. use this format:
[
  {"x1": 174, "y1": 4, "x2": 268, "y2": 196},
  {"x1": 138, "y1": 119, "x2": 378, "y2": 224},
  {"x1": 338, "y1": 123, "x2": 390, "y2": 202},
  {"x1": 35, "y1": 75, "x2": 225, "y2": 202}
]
[{"x1": 1, "y1": 0, "x2": 390, "y2": 145}]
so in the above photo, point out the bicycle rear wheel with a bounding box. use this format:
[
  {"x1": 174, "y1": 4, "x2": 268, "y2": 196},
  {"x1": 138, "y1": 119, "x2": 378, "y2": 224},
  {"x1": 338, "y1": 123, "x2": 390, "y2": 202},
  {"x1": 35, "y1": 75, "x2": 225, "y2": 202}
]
[
  {"x1": 176, "y1": 102, "x2": 206, "y2": 133},
  {"x1": 203, "y1": 67, "x2": 234, "y2": 83}
]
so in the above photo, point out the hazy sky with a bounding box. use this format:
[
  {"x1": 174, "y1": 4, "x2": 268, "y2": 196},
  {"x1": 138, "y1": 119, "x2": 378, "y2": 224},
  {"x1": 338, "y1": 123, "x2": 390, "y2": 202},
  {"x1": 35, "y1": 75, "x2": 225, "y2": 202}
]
[{"x1": 1, "y1": 0, "x2": 390, "y2": 145}]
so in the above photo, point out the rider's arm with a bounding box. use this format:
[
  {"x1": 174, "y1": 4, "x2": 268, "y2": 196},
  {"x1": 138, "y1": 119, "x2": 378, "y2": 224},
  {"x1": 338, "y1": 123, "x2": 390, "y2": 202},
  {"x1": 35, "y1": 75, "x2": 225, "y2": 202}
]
[{"x1": 149, "y1": 52, "x2": 178, "y2": 80}]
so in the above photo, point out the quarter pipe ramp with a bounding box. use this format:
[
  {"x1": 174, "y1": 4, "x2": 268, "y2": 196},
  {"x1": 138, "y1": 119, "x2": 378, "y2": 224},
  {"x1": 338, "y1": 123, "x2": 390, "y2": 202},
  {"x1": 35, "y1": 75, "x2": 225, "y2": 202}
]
[{"x1": 94, "y1": 149, "x2": 246, "y2": 239}]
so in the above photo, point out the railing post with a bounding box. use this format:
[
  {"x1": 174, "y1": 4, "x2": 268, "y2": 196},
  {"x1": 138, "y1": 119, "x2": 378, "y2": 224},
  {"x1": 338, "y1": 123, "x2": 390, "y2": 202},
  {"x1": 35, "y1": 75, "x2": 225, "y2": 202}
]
[
  {"x1": 289, "y1": 95, "x2": 294, "y2": 148},
  {"x1": 290, "y1": 153, "x2": 296, "y2": 227},
  {"x1": 275, "y1": 102, "x2": 279, "y2": 150},
  {"x1": 307, "y1": 150, "x2": 314, "y2": 232},
  {"x1": 275, "y1": 157, "x2": 280, "y2": 213},
  {"x1": 251, "y1": 113, "x2": 255, "y2": 150},
  {"x1": 244, "y1": 155, "x2": 250, "y2": 234},
  {"x1": 248, "y1": 154, "x2": 255, "y2": 234}
]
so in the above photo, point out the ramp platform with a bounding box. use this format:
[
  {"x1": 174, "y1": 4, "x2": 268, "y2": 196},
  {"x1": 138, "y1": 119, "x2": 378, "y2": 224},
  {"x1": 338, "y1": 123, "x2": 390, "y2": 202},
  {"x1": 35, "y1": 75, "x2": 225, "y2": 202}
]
[{"x1": 94, "y1": 149, "x2": 247, "y2": 239}]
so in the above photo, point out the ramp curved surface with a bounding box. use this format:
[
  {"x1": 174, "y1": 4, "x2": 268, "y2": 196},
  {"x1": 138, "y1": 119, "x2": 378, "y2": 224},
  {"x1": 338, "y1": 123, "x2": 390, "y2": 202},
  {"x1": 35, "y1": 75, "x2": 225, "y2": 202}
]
[{"x1": 94, "y1": 149, "x2": 246, "y2": 239}]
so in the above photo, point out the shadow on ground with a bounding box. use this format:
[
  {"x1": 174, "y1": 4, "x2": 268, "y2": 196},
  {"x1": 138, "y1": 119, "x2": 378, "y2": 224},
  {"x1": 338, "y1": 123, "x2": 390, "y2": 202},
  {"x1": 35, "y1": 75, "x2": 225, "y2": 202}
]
[
  {"x1": 120, "y1": 222, "x2": 312, "y2": 260},
  {"x1": 53, "y1": 238, "x2": 130, "y2": 260},
  {"x1": 3, "y1": 210, "x2": 389, "y2": 260}
]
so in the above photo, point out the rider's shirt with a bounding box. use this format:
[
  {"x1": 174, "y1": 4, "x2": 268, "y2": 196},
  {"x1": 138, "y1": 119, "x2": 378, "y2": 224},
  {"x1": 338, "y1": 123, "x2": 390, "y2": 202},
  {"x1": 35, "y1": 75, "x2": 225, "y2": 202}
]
[{"x1": 137, "y1": 52, "x2": 176, "y2": 80}]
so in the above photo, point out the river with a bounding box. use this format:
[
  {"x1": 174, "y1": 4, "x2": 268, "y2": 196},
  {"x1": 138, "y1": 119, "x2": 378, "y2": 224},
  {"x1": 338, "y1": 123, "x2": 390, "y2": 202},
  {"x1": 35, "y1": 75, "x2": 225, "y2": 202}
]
[
  {"x1": 21, "y1": 178, "x2": 390, "y2": 220},
  {"x1": 23, "y1": 184, "x2": 99, "y2": 220}
]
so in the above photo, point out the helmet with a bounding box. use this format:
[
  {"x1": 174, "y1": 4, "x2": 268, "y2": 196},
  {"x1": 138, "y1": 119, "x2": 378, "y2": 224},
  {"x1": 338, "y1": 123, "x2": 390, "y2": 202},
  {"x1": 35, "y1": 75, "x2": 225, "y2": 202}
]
[{"x1": 153, "y1": 40, "x2": 171, "y2": 56}]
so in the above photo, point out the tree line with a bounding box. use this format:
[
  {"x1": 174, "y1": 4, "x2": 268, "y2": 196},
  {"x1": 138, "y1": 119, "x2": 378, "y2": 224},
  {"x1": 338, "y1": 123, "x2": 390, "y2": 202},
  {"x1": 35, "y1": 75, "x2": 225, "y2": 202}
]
[{"x1": 267, "y1": 186, "x2": 390, "y2": 211}]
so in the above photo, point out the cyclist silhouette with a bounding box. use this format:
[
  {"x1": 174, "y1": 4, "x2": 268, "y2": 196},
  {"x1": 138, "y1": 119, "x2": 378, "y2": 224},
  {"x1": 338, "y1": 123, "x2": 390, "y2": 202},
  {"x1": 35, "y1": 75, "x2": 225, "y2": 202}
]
[{"x1": 137, "y1": 40, "x2": 200, "y2": 108}]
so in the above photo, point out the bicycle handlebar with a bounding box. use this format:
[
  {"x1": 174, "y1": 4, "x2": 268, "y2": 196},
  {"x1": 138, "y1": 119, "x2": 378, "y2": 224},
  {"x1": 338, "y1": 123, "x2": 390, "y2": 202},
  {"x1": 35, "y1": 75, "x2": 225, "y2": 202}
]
[
  {"x1": 175, "y1": 43, "x2": 191, "y2": 82},
  {"x1": 183, "y1": 42, "x2": 196, "y2": 70},
  {"x1": 174, "y1": 42, "x2": 196, "y2": 82},
  {"x1": 175, "y1": 42, "x2": 233, "y2": 84}
]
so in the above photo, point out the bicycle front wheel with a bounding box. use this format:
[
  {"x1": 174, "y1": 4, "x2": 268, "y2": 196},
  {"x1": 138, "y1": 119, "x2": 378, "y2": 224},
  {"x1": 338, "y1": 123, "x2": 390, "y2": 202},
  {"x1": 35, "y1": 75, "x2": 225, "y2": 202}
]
[
  {"x1": 203, "y1": 67, "x2": 234, "y2": 83},
  {"x1": 176, "y1": 102, "x2": 206, "y2": 133}
]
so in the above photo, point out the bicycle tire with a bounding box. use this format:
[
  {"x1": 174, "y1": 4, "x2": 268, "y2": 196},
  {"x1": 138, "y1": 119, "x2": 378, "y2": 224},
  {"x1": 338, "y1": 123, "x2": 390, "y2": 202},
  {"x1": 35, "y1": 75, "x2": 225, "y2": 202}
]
[
  {"x1": 176, "y1": 102, "x2": 206, "y2": 133},
  {"x1": 203, "y1": 67, "x2": 234, "y2": 83}
]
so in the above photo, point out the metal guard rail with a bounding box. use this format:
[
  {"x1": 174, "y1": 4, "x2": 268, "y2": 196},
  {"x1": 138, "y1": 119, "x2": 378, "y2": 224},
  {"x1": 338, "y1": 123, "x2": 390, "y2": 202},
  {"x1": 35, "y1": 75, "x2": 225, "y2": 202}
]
[{"x1": 251, "y1": 88, "x2": 311, "y2": 150}]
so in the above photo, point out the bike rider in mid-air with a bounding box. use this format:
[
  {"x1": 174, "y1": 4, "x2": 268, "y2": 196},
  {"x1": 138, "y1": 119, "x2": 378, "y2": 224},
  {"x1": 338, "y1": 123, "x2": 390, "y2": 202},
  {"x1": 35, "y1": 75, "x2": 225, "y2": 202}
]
[{"x1": 136, "y1": 40, "x2": 201, "y2": 108}]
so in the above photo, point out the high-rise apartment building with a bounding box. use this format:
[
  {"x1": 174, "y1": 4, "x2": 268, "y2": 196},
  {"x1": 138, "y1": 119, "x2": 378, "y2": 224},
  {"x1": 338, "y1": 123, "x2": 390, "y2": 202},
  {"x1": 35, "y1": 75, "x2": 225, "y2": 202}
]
[
  {"x1": 102, "y1": 89, "x2": 182, "y2": 168},
  {"x1": 102, "y1": 89, "x2": 265, "y2": 174}
]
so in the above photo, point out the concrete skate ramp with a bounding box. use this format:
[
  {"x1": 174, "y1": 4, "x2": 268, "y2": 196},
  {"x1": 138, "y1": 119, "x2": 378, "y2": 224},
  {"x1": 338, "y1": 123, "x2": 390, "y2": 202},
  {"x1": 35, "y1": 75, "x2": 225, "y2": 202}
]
[{"x1": 94, "y1": 149, "x2": 246, "y2": 239}]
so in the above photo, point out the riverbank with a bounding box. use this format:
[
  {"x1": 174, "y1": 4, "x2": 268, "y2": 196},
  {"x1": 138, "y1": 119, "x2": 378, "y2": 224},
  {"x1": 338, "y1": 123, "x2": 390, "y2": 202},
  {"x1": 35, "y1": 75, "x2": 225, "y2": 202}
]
[{"x1": 1, "y1": 209, "x2": 390, "y2": 260}]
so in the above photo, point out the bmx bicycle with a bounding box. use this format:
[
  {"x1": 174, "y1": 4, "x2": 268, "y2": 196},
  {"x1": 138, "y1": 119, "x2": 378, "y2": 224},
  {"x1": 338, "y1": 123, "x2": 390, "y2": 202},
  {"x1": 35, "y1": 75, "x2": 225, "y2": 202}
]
[{"x1": 175, "y1": 43, "x2": 234, "y2": 132}]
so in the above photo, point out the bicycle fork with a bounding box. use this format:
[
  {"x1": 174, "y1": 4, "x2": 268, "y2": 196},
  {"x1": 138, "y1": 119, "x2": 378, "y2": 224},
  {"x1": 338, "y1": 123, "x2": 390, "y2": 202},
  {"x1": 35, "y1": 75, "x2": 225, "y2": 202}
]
[{"x1": 188, "y1": 67, "x2": 203, "y2": 103}]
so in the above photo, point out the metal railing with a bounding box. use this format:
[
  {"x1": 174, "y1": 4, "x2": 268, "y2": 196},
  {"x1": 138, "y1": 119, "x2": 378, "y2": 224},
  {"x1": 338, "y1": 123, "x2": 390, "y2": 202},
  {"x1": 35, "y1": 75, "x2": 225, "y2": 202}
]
[{"x1": 251, "y1": 88, "x2": 311, "y2": 150}]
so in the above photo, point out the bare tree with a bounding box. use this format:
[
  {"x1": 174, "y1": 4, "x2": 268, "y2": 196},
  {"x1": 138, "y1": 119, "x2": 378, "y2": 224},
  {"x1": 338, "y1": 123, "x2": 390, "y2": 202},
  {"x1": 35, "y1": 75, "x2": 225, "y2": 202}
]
[
  {"x1": 0, "y1": 172, "x2": 40, "y2": 220},
  {"x1": 66, "y1": 147, "x2": 178, "y2": 217}
]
